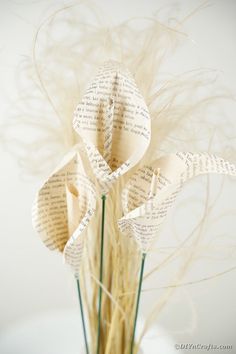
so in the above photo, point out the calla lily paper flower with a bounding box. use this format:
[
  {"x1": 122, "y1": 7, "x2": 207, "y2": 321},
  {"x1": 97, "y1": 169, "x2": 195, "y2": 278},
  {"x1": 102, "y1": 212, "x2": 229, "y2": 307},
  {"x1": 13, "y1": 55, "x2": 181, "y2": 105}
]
[
  {"x1": 73, "y1": 61, "x2": 151, "y2": 194},
  {"x1": 118, "y1": 152, "x2": 236, "y2": 253},
  {"x1": 32, "y1": 147, "x2": 96, "y2": 275}
]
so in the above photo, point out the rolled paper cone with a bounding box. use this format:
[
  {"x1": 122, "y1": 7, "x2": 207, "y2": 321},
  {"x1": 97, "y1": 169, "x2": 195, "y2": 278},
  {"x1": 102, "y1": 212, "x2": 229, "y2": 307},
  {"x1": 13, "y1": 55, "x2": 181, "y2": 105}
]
[
  {"x1": 73, "y1": 60, "x2": 151, "y2": 194},
  {"x1": 118, "y1": 152, "x2": 236, "y2": 253},
  {"x1": 32, "y1": 148, "x2": 96, "y2": 275}
]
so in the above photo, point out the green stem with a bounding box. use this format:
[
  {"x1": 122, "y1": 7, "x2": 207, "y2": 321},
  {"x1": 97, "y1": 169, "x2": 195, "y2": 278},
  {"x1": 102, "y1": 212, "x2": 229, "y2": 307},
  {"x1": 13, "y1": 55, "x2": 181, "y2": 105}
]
[
  {"x1": 130, "y1": 253, "x2": 146, "y2": 354},
  {"x1": 76, "y1": 278, "x2": 90, "y2": 354},
  {"x1": 96, "y1": 194, "x2": 106, "y2": 354}
]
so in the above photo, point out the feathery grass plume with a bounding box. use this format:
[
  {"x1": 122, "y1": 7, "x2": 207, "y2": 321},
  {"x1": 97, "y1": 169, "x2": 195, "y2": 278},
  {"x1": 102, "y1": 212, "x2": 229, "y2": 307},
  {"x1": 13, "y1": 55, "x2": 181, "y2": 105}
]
[{"x1": 2, "y1": 2, "x2": 236, "y2": 354}]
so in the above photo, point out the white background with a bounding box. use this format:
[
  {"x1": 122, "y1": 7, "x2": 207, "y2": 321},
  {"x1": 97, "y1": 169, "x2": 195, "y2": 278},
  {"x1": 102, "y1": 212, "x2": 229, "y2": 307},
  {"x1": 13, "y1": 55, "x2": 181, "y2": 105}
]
[{"x1": 0, "y1": 0, "x2": 236, "y2": 353}]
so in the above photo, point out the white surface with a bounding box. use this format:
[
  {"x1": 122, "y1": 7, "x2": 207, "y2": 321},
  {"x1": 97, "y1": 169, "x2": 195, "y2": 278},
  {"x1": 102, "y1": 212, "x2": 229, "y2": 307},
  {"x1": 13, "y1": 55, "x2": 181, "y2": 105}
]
[
  {"x1": 0, "y1": 310, "x2": 179, "y2": 354},
  {"x1": 0, "y1": 1, "x2": 236, "y2": 354}
]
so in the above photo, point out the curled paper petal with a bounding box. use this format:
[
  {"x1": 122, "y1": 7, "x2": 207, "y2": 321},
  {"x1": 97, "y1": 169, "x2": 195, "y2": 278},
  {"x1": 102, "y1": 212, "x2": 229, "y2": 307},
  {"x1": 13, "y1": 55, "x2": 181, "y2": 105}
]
[
  {"x1": 32, "y1": 147, "x2": 96, "y2": 275},
  {"x1": 73, "y1": 60, "x2": 151, "y2": 194},
  {"x1": 118, "y1": 152, "x2": 236, "y2": 253}
]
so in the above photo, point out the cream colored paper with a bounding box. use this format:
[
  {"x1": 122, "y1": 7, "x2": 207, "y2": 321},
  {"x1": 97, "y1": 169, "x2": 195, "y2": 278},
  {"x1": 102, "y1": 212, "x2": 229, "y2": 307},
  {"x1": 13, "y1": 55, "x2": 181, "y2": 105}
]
[
  {"x1": 73, "y1": 61, "x2": 151, "y2": 194},
  {"x1": 118, "y1": 152, "x2": 236, "y2": 253},
  {"x1": 32, "y1": 148, "x2": 96, "y2": 275}
]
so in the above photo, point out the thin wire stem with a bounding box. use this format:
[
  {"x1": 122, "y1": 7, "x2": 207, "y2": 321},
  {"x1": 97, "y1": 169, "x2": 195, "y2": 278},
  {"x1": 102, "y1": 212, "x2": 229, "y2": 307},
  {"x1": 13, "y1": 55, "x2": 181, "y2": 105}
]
[
  {"x1": 130, "y1": 253, "x2": 146, "y2": 354},
  {"x1": 96, "y1": 194, "x2": 106, "y2": 354},
  {"x1": 76, "y1": 278, "x2": 90, "y2": 354}
]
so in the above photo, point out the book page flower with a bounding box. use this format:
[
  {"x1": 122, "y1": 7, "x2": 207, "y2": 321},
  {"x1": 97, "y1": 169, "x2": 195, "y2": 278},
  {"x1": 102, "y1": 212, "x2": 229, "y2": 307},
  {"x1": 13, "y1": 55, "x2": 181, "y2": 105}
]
[
  {"x1": 73, "y1": 61, "x2": 151, "y2": 194},
  {"x1": 32, "y1": 147, "x2": 96, "y2": 275},
  {"x1": 118, "y1": 152, "x2": 236, "y2": 253}
]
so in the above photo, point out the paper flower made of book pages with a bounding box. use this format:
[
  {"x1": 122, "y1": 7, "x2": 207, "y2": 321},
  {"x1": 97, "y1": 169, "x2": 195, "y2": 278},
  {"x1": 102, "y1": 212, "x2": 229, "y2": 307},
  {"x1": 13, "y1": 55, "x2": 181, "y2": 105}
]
[
  {"x1": 32, "y1": 148, "x2": 96, "y2": 275},
  {"x1": 118, "y1": 152, "x2": 236, "y2": 253},
  {"x1": 73, "y1": 60, "x2": 151, "y2": 195}
]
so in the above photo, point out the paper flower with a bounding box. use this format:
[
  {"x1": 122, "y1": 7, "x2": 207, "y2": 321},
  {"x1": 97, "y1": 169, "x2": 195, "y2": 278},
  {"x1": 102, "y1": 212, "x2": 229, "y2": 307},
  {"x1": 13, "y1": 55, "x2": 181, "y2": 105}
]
[
  {"x1": 118, "y1": 152, "x2": 236, "y2": 253},
  {"x1": 32, "y1": 147, "x2": 96, "y2": 275},
  {"x1": 73, "y1": 60, "x2": 151, "y2": 194}
]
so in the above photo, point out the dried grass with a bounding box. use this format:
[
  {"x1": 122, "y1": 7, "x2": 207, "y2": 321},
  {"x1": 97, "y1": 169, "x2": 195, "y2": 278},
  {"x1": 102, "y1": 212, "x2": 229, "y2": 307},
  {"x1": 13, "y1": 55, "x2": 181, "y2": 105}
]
[{"x1": 2, "y1": 2, "x2": 236, "y2": 353}]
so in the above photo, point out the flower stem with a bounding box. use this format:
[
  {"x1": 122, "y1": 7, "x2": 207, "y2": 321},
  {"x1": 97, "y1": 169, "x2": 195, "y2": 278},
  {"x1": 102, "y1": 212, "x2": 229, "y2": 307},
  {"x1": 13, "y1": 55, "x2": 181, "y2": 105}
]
[
  {"x1": 130, "y1": 253, "x2": 146, "y2": 354},
  {"x1": 96, "y1": 194, "x2": 106, "y2": 354},
  {"x1": 76, "y1": 278, "x2": 90, "y2": 354}
]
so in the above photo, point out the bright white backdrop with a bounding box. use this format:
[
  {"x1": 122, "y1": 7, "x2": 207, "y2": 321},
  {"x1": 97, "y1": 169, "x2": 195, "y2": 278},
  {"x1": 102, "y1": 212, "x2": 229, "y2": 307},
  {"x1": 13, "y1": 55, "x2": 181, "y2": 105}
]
[{"x1": 0, "y1": 1, "x2": 236, "y2": 353}]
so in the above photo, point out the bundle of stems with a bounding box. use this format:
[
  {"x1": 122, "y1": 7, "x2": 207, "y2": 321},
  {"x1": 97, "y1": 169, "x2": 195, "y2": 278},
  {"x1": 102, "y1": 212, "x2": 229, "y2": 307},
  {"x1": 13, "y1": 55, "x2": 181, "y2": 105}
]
[{"x1": 79, "y1": 179, "x2": 143, "y2": 354}]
